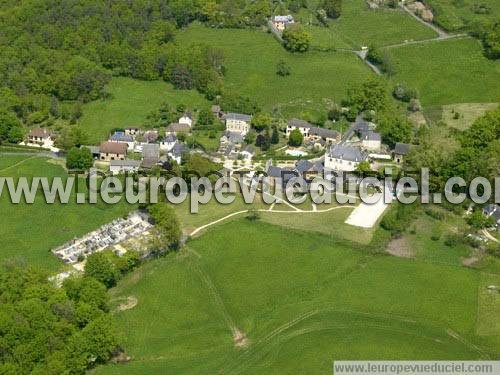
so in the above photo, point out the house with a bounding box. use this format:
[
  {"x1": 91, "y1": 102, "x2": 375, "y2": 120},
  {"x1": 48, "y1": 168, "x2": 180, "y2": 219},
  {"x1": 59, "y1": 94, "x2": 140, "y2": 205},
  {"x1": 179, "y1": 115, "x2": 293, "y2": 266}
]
[
  {"x1": 240, "y1": 145, "x2": 255, "y2": 160},
  {"x1": 294, "y1": 159, "x2": 324, "y2": 181},
  {"x1": 286, "y1": 119, "x2": 340, "y2": 146},
  {"x1": 211, "y1": 105, "x2": 224, "y2": 119},
  {"x1": 483, "y1": 204, "x2": 500, "y2": 227},
  {"x1": 225, "y1": 113, "x2": 252, "y2": 135},
  {"x1": 286, "y1": 119, "x2": 312, "y2": 137},
  {"x1": 109, "y1": 131, "x2": 135, "y2": 149},
  {"x1": 166, "y1": 122, "x2": 191, "y2": 134},
  {"x1": 141, "y1": 144, "x2": 160, "y2": 169},
  {"x1": 160, "y1": 134, "x2": 177, "y2": 151},
  {"x1": 178, "y1": 112, "x2": 193, "y2": 127},
  {"x1": 220, "y1": 131, "x2": 244, "y2": 145},
  {"x1": 393, "y1": 143, "x2": 411, "y2": 164},
  {"x1": 168, "y1": 142, "x2": 189, "y2": 164},
  {"x1": 99, "y1": 141, "x2": 128, "y2": 161},
  {"x1": 272, "y1": 15, "x2": 295, "y2": 32},
  {"x1": 109, "y1": 159, "x2": 141, "y2": 175},
  {"x1": 325, "y1": 144, "x2": 367, "y2": 172},
  {"x1": 361, "y1": 130, "x2": 382, "y2": 151},
  {"x1": 26, "y1": 128, "x2": 55, "y2": 149},
  {"x1": 125, "y1": 127, "x2": 139, "y2": 136}
]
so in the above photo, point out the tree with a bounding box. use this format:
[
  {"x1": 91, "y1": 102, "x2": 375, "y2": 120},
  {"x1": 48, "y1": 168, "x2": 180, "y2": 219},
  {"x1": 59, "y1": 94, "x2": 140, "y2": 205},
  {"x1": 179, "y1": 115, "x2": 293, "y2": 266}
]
[
  {"x1": 276, "y1": 60, "x2": 291, "y2": 76},
  {"x1": 271, "y1": 126, "x2": 280, "y2": 144},
  {"x1": 84, "y1": 252, "x2": 119, "y2": 289},
  {"x1": 170, "y1": 64, "x2": 194, "y2": 89},
  {"x1": 288, "y1": 128, "x2": 303, "y2": 146},
  {"x1": 251, "y1": 112, "x2": 273, "y2": 131},
  {"x1": 282, "y1": 25, "x2": 312, "y2": 53},
  {"x1": 197, "y1": 108, "x2": 215, "y2": 126},
  {"x1": 377, "y1": 114, "x2": 413, "y2": 147},
  {"x1": 356, "y1": 160, "x2": 372, "y2": 173},
  {"x1": 328, "y1": 104, "x2": 342, "y2": 121},
  {"x1": 467, "y1": 210, "x2": 494, "y2": 229},
  {"x1": 0, "y1": 111, "x2": 22, "y2": 142},
  {"x1": 482, "y1": 21, "x2": 500, "y2": 59},
  {"x1": 347, "y1": 79, "x2": 389, "y2": 112},
  {"x1": 148, "y1": 203, "x2": 182, "y2": 252},
  {"x1": 66, "y1": 147, "x2": 93, "y2": 170},
  {"x1": 322, "y1": 0, "x2": 342, "y2": 19}
]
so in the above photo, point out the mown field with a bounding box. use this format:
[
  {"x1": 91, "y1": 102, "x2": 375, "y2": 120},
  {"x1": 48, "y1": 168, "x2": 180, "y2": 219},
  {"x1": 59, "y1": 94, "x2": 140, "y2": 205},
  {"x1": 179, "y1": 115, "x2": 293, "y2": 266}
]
[
  {"x1": 176, "y1": 23, "x2": 373, "y2": 117},
  {"x1": 98, "y1": 219, "x2": 500, "y2": 374},
  {"x1": 329, "y1": 0, "x2": 437, "y2": 48},
  {"x1": 386, "y1": 38, "x2": 500, "y2": 106},
  {"x1": 0, "y1": 155, "x2": 134, "y2": 271},
  {"x1": 79, "y1": 77, "x2": 210, "y2": 144},
  {"x1": 426, "y1": 0, "x2": 500, "y2": 31}
]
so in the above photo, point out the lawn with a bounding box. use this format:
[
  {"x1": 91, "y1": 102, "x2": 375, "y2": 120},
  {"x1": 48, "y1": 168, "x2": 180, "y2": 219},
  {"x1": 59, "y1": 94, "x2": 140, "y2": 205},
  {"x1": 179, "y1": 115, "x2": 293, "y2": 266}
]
[
  {"x1": 386, "y1": 38, "x2": 500, "y2": 106},
  {"x1": 79, "y1": 77, "x2": 210, "y2": 144},
  {"x1": 329, "y1": 0, "x2": 437, "y2": 48},
  {"x1": 0, "y1": 156, "x2": 134, "y2": 271},
  {"x1": 97, "y1": 220, "x2": 499, "y2": 374},
  {"x1": 176, "y1": 23, "x2": 373, "y2": 117},
  {"x1": 441, "y1": 102, "x2": 499, "y2": 130},
  {"x1": 425, "y1": 0, "x2": 500, "y2": 32}
]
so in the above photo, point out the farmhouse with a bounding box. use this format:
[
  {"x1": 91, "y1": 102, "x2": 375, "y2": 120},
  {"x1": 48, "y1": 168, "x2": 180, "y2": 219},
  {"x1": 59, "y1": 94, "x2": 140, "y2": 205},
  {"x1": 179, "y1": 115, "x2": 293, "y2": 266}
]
[
  {"x1": 167, "y1": 122, "x2": 191, "y2": 134},
  {"x1": 109, "y1": 159, "x2": 141, "y2": 175},
  {"x1": 240, "y1": 145, "x2": 255, "y2": 160},
  {"x1": 325, "y1": 144, "x2": 367, "y2": 172},
  {"x1": 361, "y1": 130, "x2": 382, "y2": 151},
  {"x1": 168, "y1": 142, "x2": 189, "y2": 164},
  {"x1": 287, "y1": 119, "x2": 340, "y2": 146},
  {"x1": 26, "y1": 128, "x2": 55, "y2": 149},
  {"x1": 178, "y1": 112, "x2": 193, "y2": 127},
  {"x1": 393, "y1": 142, "x2": 411, "y2": 164},
  {"x1": 99, "y1": 141, "x2": 128, "y2": 161},
  {"x1": 109, "y1": 131, "x2": 135, "y2": 149},
  {"x1": 272, "y1": 15, "x2": 295, "y2": 32},
  {"x1": 225, "y1": 113, "x2": 252, "y2": 135},
  {"x1": 160, "y1": 134, "x2": 177, "y2": 151},
  {"x1": 220, "y1": 131, "x2": 244, "y2": 145}
]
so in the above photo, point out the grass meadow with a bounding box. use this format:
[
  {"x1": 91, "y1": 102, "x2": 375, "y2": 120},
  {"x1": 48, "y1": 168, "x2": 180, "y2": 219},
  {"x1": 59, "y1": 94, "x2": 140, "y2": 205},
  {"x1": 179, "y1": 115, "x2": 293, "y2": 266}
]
[
  {"x1": 176, "y1": 23, "x2": 373, "y2": 118},
  {"x1": 79, "y1": 77, "x2": 210, "y2": 144},
  {"x1": 98, "y1": 220, "x2": 500, "y2": 374},
  {"x1": 0, "y1": 155, "x2": 134, "y2": 271},
  {"x1": 329, "y1": 0, "x2": 437, "y2": 48},
  {"x1": 386, "y1": 38, "x2": 500, "y2": 106}
]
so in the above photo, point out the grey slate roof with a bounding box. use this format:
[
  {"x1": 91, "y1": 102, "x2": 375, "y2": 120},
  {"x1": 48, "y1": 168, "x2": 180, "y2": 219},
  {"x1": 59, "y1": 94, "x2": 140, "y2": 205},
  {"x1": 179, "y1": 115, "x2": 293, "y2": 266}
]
[
  {"x1": 221, "y1": 131, "x2": 244, "y2": 144},
  {"x1": 266, "y1": 166, "x2": 283, "y2": 178},
  {"x1": 295, "y1": 160, "x2": 313, "y2": 174},
  {"x1": 110, "y1": 131, "x2": 133, "y2": 142},
  {"x1": 142, "y1": 144, "x2": 160, "y2": 159},
  {"x1": 288, "y1": 118, "x2": 312, "y2": 129},
  {"x1": 394, "y1": 143, "x2": 411, "y2": 155},
  {"x1": 241, "y1": 145, "x2": 255, "y2": 154},
  {"x1": 163, "y1": 134, "x2": 177, "y2": 143},
  {"x1": 171, "y1": 142, "x2": 189, "y2": 156},
  {"x1": 361, "y1": 130, "x2": 381, "y2": 141},
  {"x1": 310, "y1": 127, "x2": 340, "y2": 139},
  {"x1": 225, "y1": 113, "x2": 252, "y2": 122},
  {"x1": 83, "y1": 145, "x2": 100, "y2": 155},
  {"x1": 329, "y1": 144, "x2": 366, "y2": 162}
]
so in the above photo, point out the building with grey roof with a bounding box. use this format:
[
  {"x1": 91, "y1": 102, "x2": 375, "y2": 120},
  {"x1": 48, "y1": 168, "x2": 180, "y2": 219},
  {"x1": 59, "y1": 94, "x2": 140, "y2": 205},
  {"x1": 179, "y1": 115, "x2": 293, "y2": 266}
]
[{"x1": 325, "y1": 144, "x2": 367, "y2": 172}]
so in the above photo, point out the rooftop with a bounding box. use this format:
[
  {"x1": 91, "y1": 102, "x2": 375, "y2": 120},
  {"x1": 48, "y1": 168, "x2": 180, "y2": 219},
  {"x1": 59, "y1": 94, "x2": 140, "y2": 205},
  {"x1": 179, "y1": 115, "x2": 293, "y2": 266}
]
[
  {"x1": 225, "y1": 113, "x2": 252, "y2": 122},
  {"x1": 329, "y1": 144, "x2": 366, "y2": 162},
  {"x1": 100, "y1": 141, "x2": 128, "y2": 154}
]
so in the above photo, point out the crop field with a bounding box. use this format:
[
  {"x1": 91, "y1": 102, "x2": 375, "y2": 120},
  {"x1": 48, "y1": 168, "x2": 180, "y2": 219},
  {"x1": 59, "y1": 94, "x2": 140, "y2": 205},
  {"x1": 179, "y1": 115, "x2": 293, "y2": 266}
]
[
  {"x1": 0, "y1": 156, "x2": 133, "y2": 271},
  {"x1": 329, "y1": 0, "x2": 437, "y2": 48},
  {"x1": 98, "y1": 220, "x2": 500, "y2": 374},
  {"x1": 79, "y1": 77, "x2": 210, "y2": 144},
  {"x1": 386, "y1": 38, "x2": 500, "y2": 106},
  {"x1": 426, "y1": 0, "x2": 500, "y2": 31},
  {"x1": 176, "y1": 23, "x2": 373, "y2": 117}
]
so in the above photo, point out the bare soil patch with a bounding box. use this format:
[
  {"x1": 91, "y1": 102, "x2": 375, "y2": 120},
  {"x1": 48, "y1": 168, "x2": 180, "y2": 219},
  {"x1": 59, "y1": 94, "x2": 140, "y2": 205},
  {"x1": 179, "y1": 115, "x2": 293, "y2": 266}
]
[
  {"x1": 233, "y1": 329, "x2": 249, "y2": 349},
  {"x1": 115, "y1": 296, "x2": 138, "y2": 312},
  {"x1": 386, "y1": 237, "x2": 416, "y2": 258}
]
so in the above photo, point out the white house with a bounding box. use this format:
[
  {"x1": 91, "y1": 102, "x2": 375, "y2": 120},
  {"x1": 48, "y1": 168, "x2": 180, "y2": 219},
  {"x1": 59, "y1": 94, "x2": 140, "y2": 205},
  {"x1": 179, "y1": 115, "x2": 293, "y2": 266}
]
[
  {"x1": 361, "y1": 131, "x2": 381, "y2": 151},
  {"x1": 272, "y1": 15, "x2": 295, "y2": 32},
  {"x1": 109, "y1": 159, "x2": 141, "y2": 175},
  {"x1": 240, "y1": 145, "x2": 255, "y2": 160},
  {"x1": 168, "y1": 142, "x2": 189, "y2": 164},
  {"x1": 24, "y1": 128, "x2": 58, "y2": 151},
  {"x1": 178, "y1": 112, "x2": 193, "y2": 127},
  {"x1": 225, "y1": 113, "x2": 252, "y2": 135},
  {"x1": 160, "y1": 134, "x2": 177, "y2": 152},
  {"x1": 325, "y1": 144, "x2": 367, "y2": 172}
]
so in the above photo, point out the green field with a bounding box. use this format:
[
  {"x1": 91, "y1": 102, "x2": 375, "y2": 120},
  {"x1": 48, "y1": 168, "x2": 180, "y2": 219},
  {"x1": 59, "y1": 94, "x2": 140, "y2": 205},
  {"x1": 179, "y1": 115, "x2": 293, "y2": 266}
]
[
  {"x1": 79, "y1": 77, "x2": 210, "y2": 144},
  {"x1": 441, "y1": 102, "x2": 499, "y2": 130},
  {"x1": 0, "y1": 155, "x2": 133, "y2": 271},
  {"x1": 426, "y1": 0, "x2": 500, "y2": 31},
  {"x1": 176, "y1": 23, "x2": 373, "y2": 117},
  {"x1": 329, "y1": 0, "x2": 437, "y2": 48},
  {"x1": 386, "y1": 38, "x2": 500, "y2": 106},
  {"x1": 98, "y1": 220, "x2": 500, "y2": 374}
]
